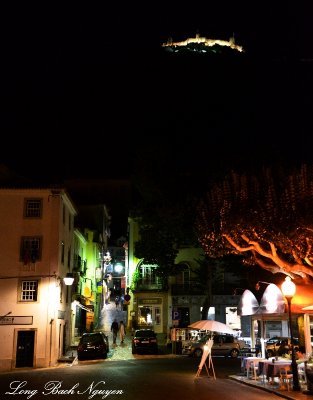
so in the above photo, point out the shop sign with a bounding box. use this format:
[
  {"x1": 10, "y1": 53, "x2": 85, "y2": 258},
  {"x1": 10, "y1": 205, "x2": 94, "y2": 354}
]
[
  {"x1": 0, "y1": 316, "x2": 33, "y2": 325},
  {"x1": 138, "y1": 298, "x2": 162, "y2": 304}
]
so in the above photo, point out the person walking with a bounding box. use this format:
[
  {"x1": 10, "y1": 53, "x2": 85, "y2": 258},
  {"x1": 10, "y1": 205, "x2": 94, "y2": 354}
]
[
  {"x1": 111, "y1": 318, "x2": 119, "y2": 345},
  {"x1": 115, "y1": 296, "x2": 120, "y2": 309},
  {"x1": 119, "y1": 320, "x2": 126, "y2": 344}
]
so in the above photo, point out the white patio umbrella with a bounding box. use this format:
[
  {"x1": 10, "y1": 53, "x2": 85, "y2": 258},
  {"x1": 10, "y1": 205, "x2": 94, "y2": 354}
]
[
  {"x1": 188, "y1": 320, "x2": 237, "y2": 335},
  {"x1": 302, "y1": 305, "x2": 313, "y2": 311}
]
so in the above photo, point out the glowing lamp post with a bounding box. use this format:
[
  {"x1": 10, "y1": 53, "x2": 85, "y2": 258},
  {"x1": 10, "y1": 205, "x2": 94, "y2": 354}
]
[
  {"x1": 281, "y1": 276, "x2": 300, "y2": 391},
  {"x1": 63, "y1": 273, "x2": 74, "y2": 286}
]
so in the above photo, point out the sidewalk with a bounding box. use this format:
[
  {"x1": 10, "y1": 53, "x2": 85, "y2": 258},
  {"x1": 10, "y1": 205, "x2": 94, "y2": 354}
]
[{"x1": 229, "y1": 370, "x2": 313, "y2": 400}]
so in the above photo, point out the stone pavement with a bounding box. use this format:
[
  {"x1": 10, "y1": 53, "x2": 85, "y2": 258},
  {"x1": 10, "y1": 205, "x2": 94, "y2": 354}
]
[{"x1": 100, "y1": 299, "x2": 133, "y2": 360}]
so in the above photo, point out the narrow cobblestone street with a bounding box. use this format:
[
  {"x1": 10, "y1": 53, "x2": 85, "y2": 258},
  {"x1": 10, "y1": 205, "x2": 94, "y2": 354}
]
[
  {"x1": 99, "y1": 299, "x2": 132, "y2": 360},
  {"x1": 63, "y1": 299, "x2": 171, "y2": 363}
]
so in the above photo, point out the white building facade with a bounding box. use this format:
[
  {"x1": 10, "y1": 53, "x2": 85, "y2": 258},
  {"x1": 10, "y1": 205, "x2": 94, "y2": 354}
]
[{"x1": 0, "y1": 187, "x2": 77, "y2": 371}]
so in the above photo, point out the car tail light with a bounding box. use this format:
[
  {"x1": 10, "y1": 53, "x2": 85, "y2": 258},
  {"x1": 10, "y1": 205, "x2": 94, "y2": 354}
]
[
  {"x1": 150, "y1": 338, "x2": 157, "y2": 343},
  {"x1": 77, "y1": 344, "x2": 84, "y2": 351}
]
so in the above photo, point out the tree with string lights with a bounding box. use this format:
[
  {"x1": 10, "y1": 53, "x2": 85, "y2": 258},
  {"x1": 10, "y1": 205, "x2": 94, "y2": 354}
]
[{"x1": 196, "y1": 163, "x2": 313, "y2": 285}]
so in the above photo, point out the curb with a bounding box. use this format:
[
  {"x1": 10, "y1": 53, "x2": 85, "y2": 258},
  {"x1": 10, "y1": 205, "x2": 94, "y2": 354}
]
[{"x1": 228, "y1": 375, "x2": 303, "y2": 400}]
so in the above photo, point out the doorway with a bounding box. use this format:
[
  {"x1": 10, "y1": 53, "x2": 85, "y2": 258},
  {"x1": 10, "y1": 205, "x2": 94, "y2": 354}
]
[{"x1": 16, "y1": 330, "x2": 35, "y2": 368}]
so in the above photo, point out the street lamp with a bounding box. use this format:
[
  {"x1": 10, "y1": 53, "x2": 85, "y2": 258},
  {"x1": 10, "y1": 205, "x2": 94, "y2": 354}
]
[
  {"x1": 281, "y1": 276, "x2": 300, "y2": 391},
  {"x1": 63, "y1": 272, "x2": 74, "y2": 286}
]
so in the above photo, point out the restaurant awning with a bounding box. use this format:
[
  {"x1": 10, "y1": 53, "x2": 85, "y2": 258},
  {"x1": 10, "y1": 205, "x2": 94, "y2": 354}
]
[
  {"x1": 238, "y1": 284, "x2": 285, "y2": 316},
  {"x1": 238, "y1": 282, "x2": 313, "y2": 316}
]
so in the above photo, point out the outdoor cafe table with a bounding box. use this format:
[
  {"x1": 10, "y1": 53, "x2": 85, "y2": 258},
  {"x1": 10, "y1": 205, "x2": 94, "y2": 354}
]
[{"x1": 258, "y1": 359, "x2": 292, "y2": 382}]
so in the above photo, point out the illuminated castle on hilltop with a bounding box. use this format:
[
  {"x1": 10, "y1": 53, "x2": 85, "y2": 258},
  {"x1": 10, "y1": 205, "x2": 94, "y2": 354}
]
[{"x1": 162, "y1": 32, "x2": 244, "y2": 53}]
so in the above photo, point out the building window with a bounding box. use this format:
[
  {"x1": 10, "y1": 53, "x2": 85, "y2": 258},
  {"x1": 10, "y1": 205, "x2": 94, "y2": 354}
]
[
  {"x1": 139, "y1": 264, "x2": 160, "y2": 285},
  {"x1": 138, "y1": 304, "x2": 162, "y2": 328},
  {"x1": 138, "y1": 306, "x2": 153, "y2": 325},
  {"x1": 61, "y1": 241, "x2": 65, "y2": 264},
  {"x1": 20, "y1": 236, "x2": 42, "y2": 264},
  {"x1": 225, "y1": 306, "x2": 241, "y2": 330},
  {"x1": 20, "y1": 280, "x2": 38, "y2": 301},
  {"x1": 67, "y1": 246, "x2": 71, "y2": 268},
  {"x1": 154, "y1": 307, "x2": 161, "y2": 325},
  {"x1": 24, "y1": 199, "x2": 42, "y2": 218},
  {"x1": 175, "y1": 263, "x2": 190, "y2": 285}
]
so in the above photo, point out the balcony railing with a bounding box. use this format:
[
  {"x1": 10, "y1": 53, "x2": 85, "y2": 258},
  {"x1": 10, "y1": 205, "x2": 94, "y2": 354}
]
[
  {"x1": 73, "y1": 258, "x2": 87, "y2": 276},
  {"x1": 134, "y1": 281, "x2": 167, "y2": 291}
]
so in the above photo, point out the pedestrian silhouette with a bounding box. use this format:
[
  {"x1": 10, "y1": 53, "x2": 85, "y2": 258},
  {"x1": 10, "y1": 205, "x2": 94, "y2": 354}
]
[
  {"x1": 115, "y1": 296, "x2": 120, "y2": 309},
  {"x1": 119, "y1": 320, "x2": 126, "y2": 344},
  {"x1": 111, "y1": 318, "x2": 119, "y2": 345}
]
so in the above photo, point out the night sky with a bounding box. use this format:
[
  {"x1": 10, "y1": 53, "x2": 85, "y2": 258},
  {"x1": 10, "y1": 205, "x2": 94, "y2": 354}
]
[{"x1": 1, "y1": 1, "x2": 313, "y2": 183}]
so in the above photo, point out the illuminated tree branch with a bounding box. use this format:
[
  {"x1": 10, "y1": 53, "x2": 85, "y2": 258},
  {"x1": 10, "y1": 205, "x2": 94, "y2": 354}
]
[{"x1": 196, "y1": 164, "x2": 313, "y2": 282}]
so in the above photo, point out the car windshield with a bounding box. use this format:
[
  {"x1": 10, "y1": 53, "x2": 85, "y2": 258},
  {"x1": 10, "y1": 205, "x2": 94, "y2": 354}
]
[
  {"x1": 135, "y1": 330, "x2": 155, "y2": 338},
  {"x1": 266, "y1": 337, "x2": 282, "y2": 344},
  {"x1": 197, "y1": 334, "x2": 234, "y2": 343},
  {"x1": 266, "y1": 337, "x2": 299, "y2": 345}
]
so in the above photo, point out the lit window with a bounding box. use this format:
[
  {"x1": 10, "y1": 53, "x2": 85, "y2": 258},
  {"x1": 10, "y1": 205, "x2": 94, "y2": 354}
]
[{"x1": 20, "y1": 280, "x2": 38, "y2": 301}]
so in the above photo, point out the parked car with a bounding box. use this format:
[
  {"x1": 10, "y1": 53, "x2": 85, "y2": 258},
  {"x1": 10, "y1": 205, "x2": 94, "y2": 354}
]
[
  {"x1": 265, "y1": 336, "x2": 299, "y2": 357},
  {"x1": 132, "y1": 329, "x2": 158, "y2": 354},
  {"x1": 77, "y1": 331, "x2": 109, "y2": 360},
  {"x1": 182, "y1": 334, "x2": 246, "y2": 358}
]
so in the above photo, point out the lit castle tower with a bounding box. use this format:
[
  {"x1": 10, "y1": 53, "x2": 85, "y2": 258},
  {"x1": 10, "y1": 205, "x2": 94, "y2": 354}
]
[{"x1": 162, "y1": 32, "x2": 244, "y2": 53}]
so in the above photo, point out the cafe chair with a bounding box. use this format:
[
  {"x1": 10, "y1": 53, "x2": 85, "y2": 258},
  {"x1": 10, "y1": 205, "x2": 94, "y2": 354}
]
[
  {"x1": 257, "y1": 361, "x2": 266, "y2": 384},
  {"x1": 298, "y1": 362, "x2": 307, "y2": 385},
  {"x1": 279, "y1": 366, "x2": 293, "y2": 391},
  {"x1": 266, "y1": 363, "x2": 276, "y2": 385},
  {"x1": 248, "y1": 359, "x2": 259, "y2": 380}
]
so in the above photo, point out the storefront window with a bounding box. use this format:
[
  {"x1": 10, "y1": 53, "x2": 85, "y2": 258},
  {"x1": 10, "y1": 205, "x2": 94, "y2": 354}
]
[
  {"x1": 155, "y1": 307, "x2": 161, "y2": 325},
  {"x1": 137, "y1": 298, "x2": 163, "y2": 333},
  {"x1": 138, "y1": 306, "x2": 153, "y2": 325}
]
